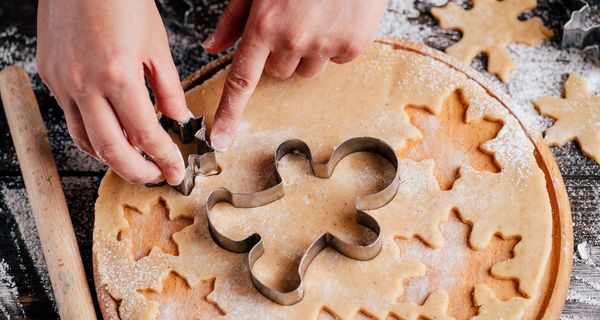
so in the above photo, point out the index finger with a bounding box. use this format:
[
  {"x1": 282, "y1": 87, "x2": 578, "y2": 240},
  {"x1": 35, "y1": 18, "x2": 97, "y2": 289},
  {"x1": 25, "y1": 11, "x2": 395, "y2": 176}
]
[{"x1": 210, "y1": 37, "x2": 270, "y2": 151}]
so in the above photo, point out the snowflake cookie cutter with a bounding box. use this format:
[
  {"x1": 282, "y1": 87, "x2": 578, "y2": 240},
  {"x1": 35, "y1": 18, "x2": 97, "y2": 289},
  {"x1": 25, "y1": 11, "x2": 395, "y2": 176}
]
[
  {"x1": 146, "y1": 114, "x2": 218, "y2": 195},
  {"x1": 205, "y1": 137, "x2": 401, "y2": 305},
  {"x1": 562, "y1": 0, "x2": 600, "y2": 56}
]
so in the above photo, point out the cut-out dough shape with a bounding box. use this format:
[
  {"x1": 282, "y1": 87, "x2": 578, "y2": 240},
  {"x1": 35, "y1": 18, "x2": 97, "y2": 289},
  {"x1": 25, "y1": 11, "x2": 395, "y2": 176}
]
[
  {"x1": 400, "y1": 90, "x2": 501, "y2": 190},
  {"x1": 390, "y1": 289, "x2": 454, "y2": 320},
  {"x1": 141, "y1": 272, "x2": 223, "y2": 319},
  {"x1": 431, "y1": 0, "x2": 553, "y2": 82},
  {"x1": 472, "y1": 284, "x2": 529, "y2": 319},
  {"x1": 118, "y1": 201, "x2": 193, "y2": 261},
  {"x1": 534, "y1": 73, "x2": 600, "y2": 164}
]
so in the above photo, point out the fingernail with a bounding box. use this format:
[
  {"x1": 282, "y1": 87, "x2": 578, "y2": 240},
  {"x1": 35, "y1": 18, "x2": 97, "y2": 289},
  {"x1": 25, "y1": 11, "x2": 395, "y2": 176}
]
[
  {"x1": 176, "y1": 146, "x2": 185, "y2": 168},
  {"x1": 151, "y1": 174, "x2": 165, "y2": 184},
  {"x1": 211, "y1": 132, "x2": 230, "y2": 152},
  {"x1": 165, "y1": 146, "x2": 185, "y2": 185},
  {"x1": 165, "y1": 167, "x2": 184, "y2": 186},
  {"x1": 202, "y1": 34, "x2": 216, "y2": 50}
]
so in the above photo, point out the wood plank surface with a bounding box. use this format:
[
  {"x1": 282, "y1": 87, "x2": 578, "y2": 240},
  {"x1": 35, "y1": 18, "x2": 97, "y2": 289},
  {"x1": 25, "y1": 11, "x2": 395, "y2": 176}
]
[{"x1": 0, "y1": 0, "x2": 598, "y2": 319}]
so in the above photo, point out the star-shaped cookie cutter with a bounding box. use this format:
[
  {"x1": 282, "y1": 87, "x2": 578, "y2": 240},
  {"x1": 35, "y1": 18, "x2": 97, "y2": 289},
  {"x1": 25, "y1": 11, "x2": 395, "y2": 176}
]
[
  {"x1": 205, "y1": 137, "x2": 401, "y2": 305},
  {"x1": 146, "y1": 114, "x2": 218, "y2": 195}
]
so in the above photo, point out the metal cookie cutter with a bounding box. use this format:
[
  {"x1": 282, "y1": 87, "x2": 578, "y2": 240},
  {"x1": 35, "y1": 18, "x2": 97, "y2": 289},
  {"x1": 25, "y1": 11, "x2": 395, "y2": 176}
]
[
  {"x1": 562, "y1": 0, "x2": 600, "y2": 56},
  {"x1": 206, "y1": 137, "x2": 401, "y2": 305},
  {"x1": 146, "y1": 115, "x2": 218, "y2": 195}
]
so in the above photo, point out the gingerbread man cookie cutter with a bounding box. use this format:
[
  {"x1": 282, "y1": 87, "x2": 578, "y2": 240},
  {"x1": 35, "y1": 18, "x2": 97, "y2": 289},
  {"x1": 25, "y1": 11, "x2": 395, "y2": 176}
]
[
  {"x1": 147, "y1": 116, "x2": 401, "y2": 305},
  {"x1": 206, "y1": 137, "x2": 401, "y2": 305}
]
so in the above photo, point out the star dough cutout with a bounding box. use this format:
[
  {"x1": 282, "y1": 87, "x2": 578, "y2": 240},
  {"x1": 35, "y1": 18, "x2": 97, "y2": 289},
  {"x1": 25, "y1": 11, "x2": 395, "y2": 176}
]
[
  {"x1": 534, "y1": 73, "x2": 600, "y2": 164},
  {"x1": 141, "y1": 272, "x2": 223, "y2": 319},
  {"x1": 118, "y1": 201, "x2": 193, "y2": 261},
  {"x1": 431, "y1": 0, "x2": 553, "y2": 82}
]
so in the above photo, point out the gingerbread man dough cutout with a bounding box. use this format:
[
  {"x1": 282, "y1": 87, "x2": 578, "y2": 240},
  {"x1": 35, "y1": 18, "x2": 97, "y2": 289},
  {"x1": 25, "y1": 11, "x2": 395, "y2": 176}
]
[
  {"x1": 432, "y1": 0, "x2": 553, "y2": 82},
  {"x1": 534, "y1": 73, "x2": 600, "y2": 164}
]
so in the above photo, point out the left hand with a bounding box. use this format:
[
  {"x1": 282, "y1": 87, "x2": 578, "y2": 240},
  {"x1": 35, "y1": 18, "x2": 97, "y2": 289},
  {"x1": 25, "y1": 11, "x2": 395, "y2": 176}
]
[{"x1": 203, "y1": 0, "x2": 388, "y2": 151}]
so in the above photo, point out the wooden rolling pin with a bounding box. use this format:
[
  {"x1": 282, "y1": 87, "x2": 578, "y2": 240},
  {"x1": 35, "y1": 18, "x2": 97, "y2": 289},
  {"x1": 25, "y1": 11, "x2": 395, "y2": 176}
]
[{"x1": 0, "y1": 66, "x2": 96, "y2": 319}]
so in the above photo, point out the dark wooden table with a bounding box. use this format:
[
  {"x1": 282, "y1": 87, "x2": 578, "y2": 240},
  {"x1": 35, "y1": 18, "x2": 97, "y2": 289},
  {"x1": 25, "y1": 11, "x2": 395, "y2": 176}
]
[{"x1": 0, "y1": 0, "x2": 598, "y2": 319}]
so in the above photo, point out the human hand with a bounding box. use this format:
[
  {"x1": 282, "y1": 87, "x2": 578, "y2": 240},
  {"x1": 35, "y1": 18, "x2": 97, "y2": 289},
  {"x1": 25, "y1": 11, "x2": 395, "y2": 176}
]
[
  {"x1": 37, "y1": 0, "x2": 190, "y2": 185},
  {"x1": 203, "y1": 0, "x2": 388, "y2": 151}
]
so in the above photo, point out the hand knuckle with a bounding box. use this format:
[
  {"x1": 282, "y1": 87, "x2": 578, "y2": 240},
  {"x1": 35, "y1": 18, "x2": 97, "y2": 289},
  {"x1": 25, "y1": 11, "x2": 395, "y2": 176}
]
[
  {"x1": 95, "y1": 142, "x2": 120, "y2": 163},
  {"x1": 129, "y1": 129, "x2": 158, "y2": 150},
  {"x1": 226, "y1": 70, "x2": 253, "y2": 94},
  {"x1": 283, "y1": 34, "x2": 305, "y2": 52},
  {"x1": 101, "y1": 60, "x2": 134, "y2": 87},
  {"x1": 254, "y1": 13, "x2": 274, "y2": 38}
]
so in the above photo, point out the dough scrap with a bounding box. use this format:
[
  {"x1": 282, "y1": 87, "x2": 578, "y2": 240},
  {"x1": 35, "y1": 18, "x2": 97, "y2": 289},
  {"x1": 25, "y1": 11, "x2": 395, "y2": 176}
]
[
  {"x1": 93, "y1": 42, "x2": 554, "y2": 320},
  {"x1": 534, "y1": 73, "x2": 600, "y2": 164},
  {"x1": 390, "y1": 289, "x2": 454, "y2": 320},
  {"x1": 472, "y1": 284, "x2": 529, "y2": 319},
  {"x1": 431, "y1": 0, "x2": 553, "y2": 82}
]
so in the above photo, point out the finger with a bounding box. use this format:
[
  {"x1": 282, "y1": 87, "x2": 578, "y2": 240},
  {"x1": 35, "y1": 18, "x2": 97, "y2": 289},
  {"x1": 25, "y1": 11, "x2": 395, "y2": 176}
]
[
  {"x1": 331, "y1": 43, "x2": 363, "y2": 64},
  {"x1": 62, "y1": 100, "x2": 95, "y2": 156},
  {"x1": 295, "y1": 57, "x2": 329, "y2": 78},
  {"x1": 203, "y1": 0, "x2": 252, "y2": 53},
  {"x1": 109, "y1": 79, "x2": 186, "y2": 186},
  {"x1": 146, "y1": 54, "x2": 192, "y2": 122},
  {"x1": 47, "y1": 85, "x2": 95, "y2": 157},
  {"x1": 77, "y1": 95, "x2": 164, "y2": 185},
  {"x1": 210, "y1": 38, "x2": 270, "y2": 151},
  {"x1": 264, "y1": 51, "x2": 302, "y2": 80}
]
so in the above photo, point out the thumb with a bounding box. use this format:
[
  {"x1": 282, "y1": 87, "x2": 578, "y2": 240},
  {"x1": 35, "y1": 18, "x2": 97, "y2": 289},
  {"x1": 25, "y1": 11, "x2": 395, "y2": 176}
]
[
  {"x1": 146, "y1": 53, "x2": 192, "y2": 122},
  {"x1": 203, "y1": 0, "x2": 252, "y2": 53}
]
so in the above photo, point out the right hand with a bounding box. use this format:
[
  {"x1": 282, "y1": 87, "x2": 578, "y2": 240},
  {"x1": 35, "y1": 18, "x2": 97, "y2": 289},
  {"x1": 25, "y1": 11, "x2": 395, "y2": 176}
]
[{"x1": 36, "y1": 0, "x2": 190, "y2": 185}]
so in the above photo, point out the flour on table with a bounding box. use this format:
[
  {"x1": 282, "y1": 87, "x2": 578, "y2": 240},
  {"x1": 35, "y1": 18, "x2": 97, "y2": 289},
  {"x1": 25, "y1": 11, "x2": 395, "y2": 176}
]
[
  {"x1": 0, "y1": 258, "x2": 23, "y2": 319},
  {"x1": 0, "y1": 186, "x2": 54, "y2": 307}
]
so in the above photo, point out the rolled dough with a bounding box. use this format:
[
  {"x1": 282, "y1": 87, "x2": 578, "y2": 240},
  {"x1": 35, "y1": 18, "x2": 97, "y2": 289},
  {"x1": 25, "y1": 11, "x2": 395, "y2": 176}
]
[{"x1": 94, "y1": 41, "x2": 553, "y2": 319}]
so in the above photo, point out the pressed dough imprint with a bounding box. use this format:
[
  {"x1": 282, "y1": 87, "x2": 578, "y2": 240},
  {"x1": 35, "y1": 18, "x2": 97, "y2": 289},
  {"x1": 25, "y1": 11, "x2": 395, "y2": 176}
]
[
  {"x1": 118, "y1": 201, "x2": 193, "y2": 261},
  {"x1": 534, "y1": 73, "x2": 600, "y2": 164},
  {"x1": 399, "y1": 89, "x2": 502, "y2": 190},
  {"x1": 431, "y1": 0, "x2": 553, "y2": 82},
  {"x1": 94, "y1": 43, "x2": 553, "y2": 320}
]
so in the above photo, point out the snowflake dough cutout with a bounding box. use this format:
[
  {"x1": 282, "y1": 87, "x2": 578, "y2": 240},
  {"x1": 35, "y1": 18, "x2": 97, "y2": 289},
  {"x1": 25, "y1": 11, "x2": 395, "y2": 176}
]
[
  {"x1": 534, "y1": 73, "x2": 600, "y2": 164},
  {"x1": 431, "y1": 0, "x2": 554, "y2": 82}
]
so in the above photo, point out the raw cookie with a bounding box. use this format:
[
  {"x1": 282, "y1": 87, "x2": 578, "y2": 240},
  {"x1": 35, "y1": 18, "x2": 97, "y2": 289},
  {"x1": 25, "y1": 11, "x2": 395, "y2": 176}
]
[
  {"x1": 534, "y1": 73, "x2": 600, "y2": 164},
  {"x1": 431, "y1": 0, "x2": 553, "y2": 82}
]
